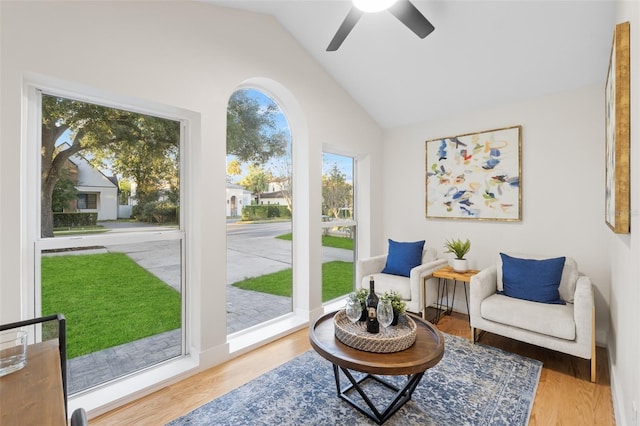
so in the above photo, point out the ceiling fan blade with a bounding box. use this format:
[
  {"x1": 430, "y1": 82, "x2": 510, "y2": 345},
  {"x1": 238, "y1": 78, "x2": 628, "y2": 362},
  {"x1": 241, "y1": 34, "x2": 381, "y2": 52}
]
[
  {"x1": 388, "y1": 0, "x2": 435, "y2": 39},
  {"x1": 327, "y1": 7, "x2": 364, "y2": 51}
]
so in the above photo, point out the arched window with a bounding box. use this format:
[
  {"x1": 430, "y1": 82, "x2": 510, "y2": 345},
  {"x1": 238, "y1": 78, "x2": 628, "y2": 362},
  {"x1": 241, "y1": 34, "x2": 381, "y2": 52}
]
[{"x1": 226, "y1": 88, "x2": 293, "y2": 334}]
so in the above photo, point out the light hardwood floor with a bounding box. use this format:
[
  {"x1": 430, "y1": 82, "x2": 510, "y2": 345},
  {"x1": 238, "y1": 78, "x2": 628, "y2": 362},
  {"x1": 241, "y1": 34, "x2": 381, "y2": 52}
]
[{"x1": 91, "y1": 312, "x2": 614, "y2": 425}]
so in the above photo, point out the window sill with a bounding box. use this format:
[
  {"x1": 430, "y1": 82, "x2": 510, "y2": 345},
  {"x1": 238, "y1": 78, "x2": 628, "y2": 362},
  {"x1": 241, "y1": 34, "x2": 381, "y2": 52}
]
[
  {"x1": 68, "y1": 355, "x2": 198, "y2": 420},
  {"x1": 227, "y1": 312, "x2": 309, "y2": 354}
]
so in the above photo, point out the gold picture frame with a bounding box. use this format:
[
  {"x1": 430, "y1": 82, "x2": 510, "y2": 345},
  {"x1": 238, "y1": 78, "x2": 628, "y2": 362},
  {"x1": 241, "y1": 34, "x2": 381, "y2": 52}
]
[{"x1": 605, "y1": 21, "x2": 631, "y2": 234}]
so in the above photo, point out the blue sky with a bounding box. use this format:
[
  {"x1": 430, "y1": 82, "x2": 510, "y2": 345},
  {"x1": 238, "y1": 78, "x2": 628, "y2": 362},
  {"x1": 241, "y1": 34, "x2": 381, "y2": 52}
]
[{"x1": 228, "y1": 88, "x2": 354, "y2": 184}]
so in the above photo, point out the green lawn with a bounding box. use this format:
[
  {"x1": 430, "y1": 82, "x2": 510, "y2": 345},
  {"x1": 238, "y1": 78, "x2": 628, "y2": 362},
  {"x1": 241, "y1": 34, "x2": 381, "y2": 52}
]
[
  {"x1": 41, "y1": 252, "x2": 181, "y2": 359},
  {"x1": 232, "y1": 260, "x2": 354, "y2": 302},
  {"x1": 276, "y1": 233, "x2": 354, "y2": 250}
]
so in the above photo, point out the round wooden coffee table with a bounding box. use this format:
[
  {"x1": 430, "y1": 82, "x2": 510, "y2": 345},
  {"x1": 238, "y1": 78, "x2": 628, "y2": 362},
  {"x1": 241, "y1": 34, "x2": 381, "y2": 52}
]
[{"x1": 309, "y1": 311, "x2": 444, "y2": 424}]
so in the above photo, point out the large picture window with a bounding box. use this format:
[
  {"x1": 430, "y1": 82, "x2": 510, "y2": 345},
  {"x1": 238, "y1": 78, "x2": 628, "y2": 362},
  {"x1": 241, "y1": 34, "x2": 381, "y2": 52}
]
[{"x1": 35, "y1": 91, "x2": 185, "y2": 394}]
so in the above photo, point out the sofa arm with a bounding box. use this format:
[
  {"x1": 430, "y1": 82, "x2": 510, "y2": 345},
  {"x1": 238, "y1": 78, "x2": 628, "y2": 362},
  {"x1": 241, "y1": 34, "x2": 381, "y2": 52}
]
[
  {"x1": 410, "y1": 258, "x2": 449, "y2": 307},
  {"x1": 469, "y1": 266, "x2": 498, "y2": 320},
  {"x1": 356, "y1": 254, "x2": 387, "y2": 289},
  {"x1": 573, "y1": 275, "x2": 594, "y2": 347}
]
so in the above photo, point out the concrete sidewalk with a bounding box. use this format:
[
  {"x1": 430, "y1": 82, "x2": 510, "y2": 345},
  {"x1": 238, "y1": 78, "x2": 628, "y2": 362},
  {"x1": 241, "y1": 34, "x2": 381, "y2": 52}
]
[{"x1": 64, "y1": 220, "x2": 353, "y2": 393}]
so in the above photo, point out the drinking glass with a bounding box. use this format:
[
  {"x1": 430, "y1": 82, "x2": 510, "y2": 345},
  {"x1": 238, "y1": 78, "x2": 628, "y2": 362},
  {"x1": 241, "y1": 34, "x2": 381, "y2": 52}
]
[
  {"x1": 0, "y1": 330, "x2": 28, "y2": 377},
  {"x1": 345, "y1": 298, "x2": 362, "y2": 323},
  {"x1": 377, "y1": 299, "x2": 394, "y2": 330}
]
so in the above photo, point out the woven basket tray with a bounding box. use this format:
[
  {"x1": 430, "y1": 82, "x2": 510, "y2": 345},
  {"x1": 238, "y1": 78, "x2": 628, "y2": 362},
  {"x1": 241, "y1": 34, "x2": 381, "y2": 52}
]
[{"x1": 333, "y1": 309, "x2": 417, "y2": 353}]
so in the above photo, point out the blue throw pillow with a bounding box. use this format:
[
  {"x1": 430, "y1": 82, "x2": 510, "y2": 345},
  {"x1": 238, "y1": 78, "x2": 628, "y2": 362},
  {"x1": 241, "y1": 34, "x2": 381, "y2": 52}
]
[
  {"x1": 500, "y1": 253, "x2": 566, "y2": 305},
  {"x1": 381, "y1": 239, "x2": 425, "y2": 277}
]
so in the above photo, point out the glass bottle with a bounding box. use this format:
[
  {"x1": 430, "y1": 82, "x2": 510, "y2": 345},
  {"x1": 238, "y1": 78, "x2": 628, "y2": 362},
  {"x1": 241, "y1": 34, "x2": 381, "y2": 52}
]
[{"x1": 366, "y1": 276, "x2": 379, "y2": 334}]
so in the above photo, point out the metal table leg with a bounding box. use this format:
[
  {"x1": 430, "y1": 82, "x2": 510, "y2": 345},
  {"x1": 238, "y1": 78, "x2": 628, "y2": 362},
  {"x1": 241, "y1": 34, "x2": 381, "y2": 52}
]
[{"x1": 333, "y1": 364, "x2": 425, "y2": 425}]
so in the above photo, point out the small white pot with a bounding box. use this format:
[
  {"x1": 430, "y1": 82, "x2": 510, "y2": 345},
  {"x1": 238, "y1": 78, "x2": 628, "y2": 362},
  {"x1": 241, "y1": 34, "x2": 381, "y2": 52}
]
[{"x1": 452, "y1": 258, "x2": 468, "y2": 273}]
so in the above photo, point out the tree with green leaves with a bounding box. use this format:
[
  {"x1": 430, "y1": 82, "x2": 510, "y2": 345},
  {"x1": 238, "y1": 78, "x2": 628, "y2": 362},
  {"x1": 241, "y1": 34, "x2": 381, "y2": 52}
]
[
  {"x1": 226, "y1": 89, "x2": 288, "y2": 165},
  {"x1": 51, "y1": 169, "x2": 78, "y2": 212},
  {"x1": 118, "y1": 179, "x2": 132, "y2": 205},
  {"x1": 41, "y1": 95, "x2": 180, "y2": 237},
  {"x1": 239, "y1": 164, "x2": 272, "y2": 204},
  {"x1": 322, "y1": 164, "x2": 352, "y2": 219}
]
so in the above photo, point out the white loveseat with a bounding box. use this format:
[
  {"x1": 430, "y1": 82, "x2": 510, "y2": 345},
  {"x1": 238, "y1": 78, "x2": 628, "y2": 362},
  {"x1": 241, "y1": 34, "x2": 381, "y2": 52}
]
[
  {"x1": 469, "y1": 253, "x2": 596, "y2": 382},
  {"x1": 356, "y1": 247, "x2": 447, "y2": 316}
]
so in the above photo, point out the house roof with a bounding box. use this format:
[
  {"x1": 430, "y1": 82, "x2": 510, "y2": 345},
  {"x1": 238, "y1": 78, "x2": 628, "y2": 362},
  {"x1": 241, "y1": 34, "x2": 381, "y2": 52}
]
[{"x1": 261, "y1": 190, "x2": 287, "y2": 199}]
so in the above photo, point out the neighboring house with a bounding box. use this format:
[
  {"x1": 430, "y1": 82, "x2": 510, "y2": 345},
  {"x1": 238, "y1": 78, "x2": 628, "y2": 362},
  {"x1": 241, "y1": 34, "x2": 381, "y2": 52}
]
[
  {"x1": 226, "y1": 184, "x2": 252, "y2": 217},
  {"x1": 260, "y1": 190, "x2": 288, "y2": 206},
  {"x1": 261, "y1": 178, "x2": 291, "y2": 207},
  {"x1": 59, "y1": 144, "x2": 119, "y2": 221}
]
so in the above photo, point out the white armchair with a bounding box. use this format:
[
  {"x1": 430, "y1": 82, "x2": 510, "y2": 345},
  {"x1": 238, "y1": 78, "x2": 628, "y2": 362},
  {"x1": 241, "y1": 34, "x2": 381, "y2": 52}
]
[
  {"x1": 356, "y1": 247, "x2": 447, "y2": 317},
  {"x1": 469, "y1": 253, "x2": 596, "y2": 382}
]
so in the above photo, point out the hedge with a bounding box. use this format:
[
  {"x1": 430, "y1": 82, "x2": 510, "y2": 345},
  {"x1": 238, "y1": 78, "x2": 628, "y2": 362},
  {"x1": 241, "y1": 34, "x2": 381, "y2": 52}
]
[
  {"x1": 53, "y1": 212, "x2": 98, "y2": 228},
  {"x1": 242, "y1": 205, "x2": 291, "y2": 221}
]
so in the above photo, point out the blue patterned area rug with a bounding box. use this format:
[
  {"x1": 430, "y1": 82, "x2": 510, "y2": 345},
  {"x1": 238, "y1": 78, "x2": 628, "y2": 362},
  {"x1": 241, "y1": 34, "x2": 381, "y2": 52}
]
[{"x1": 167, "y1": 333, "x2": 541, "y2": 425}]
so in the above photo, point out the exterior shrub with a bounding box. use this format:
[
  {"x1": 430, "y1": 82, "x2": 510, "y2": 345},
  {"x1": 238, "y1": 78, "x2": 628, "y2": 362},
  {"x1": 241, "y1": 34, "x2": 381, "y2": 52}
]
[
  {"x1": 242, "y1": 205, "x2": 291, "y2": 221},
  {"x1": 139, "y1": 201, "x2": 178, "y2": 223},
  {"x1": 53, "y1": 212, "x2": 98, "y2": 228}
]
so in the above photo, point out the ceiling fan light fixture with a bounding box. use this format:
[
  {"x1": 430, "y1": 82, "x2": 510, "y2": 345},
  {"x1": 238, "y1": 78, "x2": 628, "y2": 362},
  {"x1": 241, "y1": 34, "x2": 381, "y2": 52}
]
[{"x1": 353, "y1": 0, "x2": 398, "y2": 13}]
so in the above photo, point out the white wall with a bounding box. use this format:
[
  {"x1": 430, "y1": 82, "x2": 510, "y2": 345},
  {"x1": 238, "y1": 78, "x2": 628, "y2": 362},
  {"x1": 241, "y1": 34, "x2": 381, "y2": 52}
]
[
  {"x1": 381, "y1": 85, "x2": 611, "y2": 343},
  {"x1": 0, "y1": 0, "x2": 383, "y2": 412},
  {"x1": 609, "y1": 2, "x2": 639, "y2": 425}
]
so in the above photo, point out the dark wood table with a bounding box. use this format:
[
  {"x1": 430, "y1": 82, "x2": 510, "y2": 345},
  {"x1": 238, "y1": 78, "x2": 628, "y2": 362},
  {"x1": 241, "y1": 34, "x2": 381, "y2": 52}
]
[
  {"x1": 309, "y1": 311, "x2": 444, "y2": 424},
  {"x1": 0, "y1": 339, "x2": 66, "y2": 425}
]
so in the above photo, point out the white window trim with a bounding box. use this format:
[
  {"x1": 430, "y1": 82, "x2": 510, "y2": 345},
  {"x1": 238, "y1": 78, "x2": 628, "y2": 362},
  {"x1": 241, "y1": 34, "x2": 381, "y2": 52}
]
[
  {"x1": 23, "y1": 74, "x2": 199, "y2": 414},
  {"x1": 320, "y1": 150, "x2": 358, "y2": 307}
]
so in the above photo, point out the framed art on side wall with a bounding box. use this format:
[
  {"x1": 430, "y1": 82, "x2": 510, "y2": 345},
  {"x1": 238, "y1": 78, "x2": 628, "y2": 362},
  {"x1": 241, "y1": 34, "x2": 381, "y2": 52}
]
[
  {"x1": 425, "y1": 125, "x2": 522, "y2": 221},
  {"x1": 605, "y1": 21, "x2": 630, "y2": 234}
]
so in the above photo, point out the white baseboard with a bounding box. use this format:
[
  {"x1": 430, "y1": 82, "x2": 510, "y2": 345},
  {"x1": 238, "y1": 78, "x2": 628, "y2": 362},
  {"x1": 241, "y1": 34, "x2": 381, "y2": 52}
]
[{"x1": 608, "y1": 347, "x2": 628, "y2": 426}]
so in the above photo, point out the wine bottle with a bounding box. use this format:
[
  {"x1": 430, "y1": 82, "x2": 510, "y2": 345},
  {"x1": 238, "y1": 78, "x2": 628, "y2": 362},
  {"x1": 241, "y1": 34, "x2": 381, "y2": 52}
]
[{"x1": 366, "y1": 276, "x2": 379, "y2": 334}]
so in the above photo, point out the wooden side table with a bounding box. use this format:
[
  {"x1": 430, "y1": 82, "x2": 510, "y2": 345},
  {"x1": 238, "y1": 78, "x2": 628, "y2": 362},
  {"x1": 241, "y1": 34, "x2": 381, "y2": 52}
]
[
  {"x1": 432, "y1": 266, "x2": 479, "y2": 323},
  {"x1": 0, "y1": 339, "x2": 67, "y2": 425}
]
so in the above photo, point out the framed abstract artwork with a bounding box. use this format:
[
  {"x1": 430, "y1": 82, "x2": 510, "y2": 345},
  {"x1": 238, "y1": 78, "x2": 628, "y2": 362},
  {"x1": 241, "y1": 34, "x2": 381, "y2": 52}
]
[
  {"x1": 426, "y1": 125, "x2": 522, "y2": 221},
  {"x1": 605, "y1": 21, "x2": 630, "y2": 234}
]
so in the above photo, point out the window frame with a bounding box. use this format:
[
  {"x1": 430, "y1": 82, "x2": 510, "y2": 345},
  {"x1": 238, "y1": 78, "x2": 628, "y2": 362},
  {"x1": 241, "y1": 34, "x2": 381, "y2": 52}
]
[
  {"x1": 77, "y1": 193, "x2": 98, "y2": 210},
  {"x1": 24, "y1": 80, "x2": 193, "y2": 402},
  {"x1": 320, "y1": 150, "x2": 358, "y2": 305}
]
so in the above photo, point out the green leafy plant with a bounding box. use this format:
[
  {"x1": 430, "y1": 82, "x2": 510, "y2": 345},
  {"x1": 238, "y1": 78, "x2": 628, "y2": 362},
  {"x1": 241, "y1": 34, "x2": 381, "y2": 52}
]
[
  {"x1": 355, "y1": 288, "x2": 369, "y2": 303},
  {"x1": 382, "y1": 290, "x2": 406, "y2": 314},
  {"x1": 349, "y1": 288, "x2": 368, "y2": 304},
  {"x1": 444, "y1": 238, "x2": 471, "y2": 260}
]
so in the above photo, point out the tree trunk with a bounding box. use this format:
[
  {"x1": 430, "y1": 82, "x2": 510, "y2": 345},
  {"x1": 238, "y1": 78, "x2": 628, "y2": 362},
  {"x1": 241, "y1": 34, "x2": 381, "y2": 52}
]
[{"x1": 41, "y1": 180, "x2": 56, "y2": 238}]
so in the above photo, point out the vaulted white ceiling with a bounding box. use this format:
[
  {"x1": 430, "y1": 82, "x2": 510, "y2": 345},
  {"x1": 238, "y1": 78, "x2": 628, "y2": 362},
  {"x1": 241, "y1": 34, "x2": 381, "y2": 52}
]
[{"x1": 207, "y1": 0, "x2": 617, "y2": 129}]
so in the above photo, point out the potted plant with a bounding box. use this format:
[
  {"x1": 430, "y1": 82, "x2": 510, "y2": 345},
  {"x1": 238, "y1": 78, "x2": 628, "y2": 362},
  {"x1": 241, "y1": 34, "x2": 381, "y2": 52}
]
[
  {"x1": 382, "y1": 290, "x2": 406, "y2": 326},
  {"x1": 348, "y1": 288, "x2": 369, "y2": 321},
  {"x1": 444, "y1": 238, "x2": 471, "y2": 272}
]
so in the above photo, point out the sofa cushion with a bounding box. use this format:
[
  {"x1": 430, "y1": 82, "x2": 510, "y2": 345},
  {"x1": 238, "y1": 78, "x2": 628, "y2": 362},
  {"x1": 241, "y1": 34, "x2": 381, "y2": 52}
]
[
  {"x1": 481, "y1": 294, "x2": 576, "y2": 340},
  {"x1": 496, "y1": 253, "x2": 578, "y2": 303},
  {"x1": 381, "y1": 239, "x2": 425, "y2": 277},
  {"x1": 362, "y1": 273, "x2": 412, "y2": 301},
  {"x1": 500, "y1": 253, "x2": 566, "y2": 305}
]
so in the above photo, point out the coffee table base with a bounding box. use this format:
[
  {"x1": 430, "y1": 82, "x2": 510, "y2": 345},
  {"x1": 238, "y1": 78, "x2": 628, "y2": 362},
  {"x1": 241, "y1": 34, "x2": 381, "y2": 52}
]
[{"x1": 332, "y1": 364, "x2": 424, "y2": 425}]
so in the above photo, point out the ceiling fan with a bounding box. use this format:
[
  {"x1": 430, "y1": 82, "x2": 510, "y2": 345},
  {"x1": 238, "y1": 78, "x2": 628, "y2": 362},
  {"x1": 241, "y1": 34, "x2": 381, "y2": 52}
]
[{"x1": 327, "y1": 0, "x2": 435, "y2": 51}]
